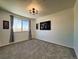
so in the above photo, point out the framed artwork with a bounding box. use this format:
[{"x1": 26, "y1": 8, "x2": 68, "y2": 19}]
[
  {"x1": 36, "y1": 24, "x2": 38, "y2": 30},
  {"x1": 3, "y1": 21, "x2": 9, "y2": 29},
  {"x1": 40, "y1": 21, "x2": 51, "y2": 30}
]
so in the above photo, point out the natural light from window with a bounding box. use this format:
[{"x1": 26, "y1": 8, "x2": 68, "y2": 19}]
[{"x1": 13, "y1": 17, "x2": 29, "y2": 32}]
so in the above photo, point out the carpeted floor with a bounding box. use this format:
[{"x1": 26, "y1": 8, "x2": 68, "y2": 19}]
[{"x1": 0, "y1": 39, "x2": 77, "y2": 59}]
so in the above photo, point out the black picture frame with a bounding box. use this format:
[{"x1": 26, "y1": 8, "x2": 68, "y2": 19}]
[
  {"x1": 40, "y1": 21, "x2": 51, "y2": 30},
  {"x1": 36, "y1": 24, "x2": 38, "y2": 30},
  {"x1": 3, "y1": 21, "x2": 9, "y2": 29}
]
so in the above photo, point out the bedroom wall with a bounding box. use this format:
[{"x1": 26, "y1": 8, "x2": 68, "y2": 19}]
[
  {"x1": 74, "y1": 0, "x2": 78, "y2": 57},
  {"x1": 0, "y1": 9, "x2": 35, "y2": 47},
  {"x1": 0, "y1": 9, "x2": 11, "y2": 46},
  {"x1": 36, "y1": 8, "x2": 74, "y2": 48}
]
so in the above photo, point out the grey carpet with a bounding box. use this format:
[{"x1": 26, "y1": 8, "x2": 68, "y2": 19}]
[{"x1": 0, "y1": 39, "x2": 77, "y2": 59}]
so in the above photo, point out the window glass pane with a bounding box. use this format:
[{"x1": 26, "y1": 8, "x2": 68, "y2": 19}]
[
  {"x1": 13, "y1": 18, "x2": 21, "y2": 32},
  {"x1": 22, "y1": 20, "x2": 29, "y2": 31}
]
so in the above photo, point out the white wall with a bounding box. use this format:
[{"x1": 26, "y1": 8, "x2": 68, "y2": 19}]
[
  {"x1": 14, "y1": 32, "x2": 29, "y2": 42},
  {"x1": 0, "y1": 9, "x2": 11, "y2": 46},
  {"x1": 0, "y1": 9, "x2": 36, "y2": 47},
  {"x1": 74, "y1": 0, "x2": 78, "y2": 57},
  {"x1": 36, "y1": 8, "x2": 74, "y2": 48}
]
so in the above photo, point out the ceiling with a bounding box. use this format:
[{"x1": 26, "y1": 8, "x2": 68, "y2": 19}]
[{"x1": 0, "y1": 0, "x2": 75, "y2": 18}]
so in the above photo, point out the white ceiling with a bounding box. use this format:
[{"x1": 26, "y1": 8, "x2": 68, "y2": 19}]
[{"x1": 0, "y1": 0, "x2": 75, "y2": 18}]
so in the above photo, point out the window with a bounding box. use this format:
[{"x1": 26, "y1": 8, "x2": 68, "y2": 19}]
[
  {"x1": 22, "y1": 20, "x2": 29, "y2": 31},
  {"x1": 13, "y1": 18, "x2": 29, "y2": 32}
]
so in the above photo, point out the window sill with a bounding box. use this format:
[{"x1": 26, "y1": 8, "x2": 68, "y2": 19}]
[{"x1": 14, "y1": 31, "x2": 29, "y2": 33}]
